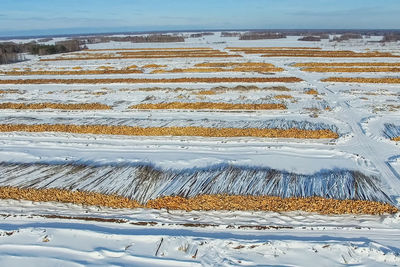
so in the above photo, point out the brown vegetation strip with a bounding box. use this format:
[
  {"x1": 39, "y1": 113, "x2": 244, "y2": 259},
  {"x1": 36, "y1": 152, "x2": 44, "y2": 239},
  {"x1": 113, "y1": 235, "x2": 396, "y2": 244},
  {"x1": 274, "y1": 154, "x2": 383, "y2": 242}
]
[
  {"x1": 1, "y1": 69, "x2": 143, "y2": 75},
  {"x1": 260, "y1": 51, "x2": 398, "y2": 57},
  {"x1": 195, "y1": 90, "x2": 216, "y2": 95},
  {"x1": 232, "y1": 67, "x2": 283, "y2": 72},
  {"x1": 321, "y1": 77, "x2": 400, "y2": 84},
  {"x1": 0, "y1": 89, "x2": 22, "y2": 94},
  {"x1": 301, "y1": 67, "x2": 400, "y2": 72},
  {"x1": 0, "y1": 77, "x2": 303, "y2": 84},
  {"x1": 142, "y1": 64, "x2": 167, "y2": 68},
  {"x1": 227, "y1": 47, "x2": 322, "y2": 50},
  {"x1": 222, "y1": 48, "x2": 398, "y2": 57},
  {"x1": 129, "y1": 102, "x2": 286, "y2": 110},
  {"x1": 40, "y1": 54, "x2": 241, "y2": 61},
  {"x1": 274, "y1": 94, "x2": 293, "y2": 99},
  {"x1": 194, "y1": 62, "x2": 276, "y2": 68},
  {"x1": 392, "y1": 137, "x2": 400, "y2": 141},
  {"x1": 151, "y1": 67, "x2": 284, "y2": 73},
  {"x1": 294, "y1": 62, "x2": 400, "y2": 67},
  {"x1": 117, "y1": 51, "x2": 224, "y2": 56},
  {"x1": 260, "y1": 52, "x2": 398, "y2": 58},
  {"x1": 225, "y1": 49, "x2": 398, "y2": 57},
  {"x1": 0, "y1": 124, "x2": 338, "y2": 139},
  {"x1": 305, "y1": 89, "x2": 319, "y2": 95},
  {"x1": 134, "y1": 86, "x2": 291, "y2": 93},
  {"x1": 0, "y1": 187, "x2": 396, "y2": 214},
  {"x1": 0, "y1": 103, "x2": 111, "y2": 110},
  {"x1": 146, "y1": 195, "x2": 398, "y2": 215},
  {"x1": 86, "y1": 47, "x2": 214, "y2": 51},
  {"x1": 72, "y1": 51, "x2": 219, "y2": 56},
  {"x1": 40, "y1": 214, "x2": 128, "y2": 224}
]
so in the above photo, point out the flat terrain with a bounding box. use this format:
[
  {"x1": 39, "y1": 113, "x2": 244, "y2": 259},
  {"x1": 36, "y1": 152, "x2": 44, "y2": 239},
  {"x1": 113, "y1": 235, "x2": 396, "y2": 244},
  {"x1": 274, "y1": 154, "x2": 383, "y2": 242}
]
[{"x1": 0, "y1": 33, "x2": 400, "y2": 266}]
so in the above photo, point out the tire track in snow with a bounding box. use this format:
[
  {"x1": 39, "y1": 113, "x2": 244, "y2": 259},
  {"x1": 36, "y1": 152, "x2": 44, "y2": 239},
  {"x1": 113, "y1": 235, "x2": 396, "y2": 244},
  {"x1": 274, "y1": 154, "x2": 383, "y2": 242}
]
[{"x1": 284, "y1": 61, "x2": 400, "y2": 201}]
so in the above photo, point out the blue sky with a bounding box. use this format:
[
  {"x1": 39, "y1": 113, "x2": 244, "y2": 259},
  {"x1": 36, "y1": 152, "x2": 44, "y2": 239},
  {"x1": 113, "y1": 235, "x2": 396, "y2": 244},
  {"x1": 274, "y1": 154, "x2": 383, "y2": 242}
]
[{"x1": 0, "y1": 0, "x2": 399, "y2": 36}]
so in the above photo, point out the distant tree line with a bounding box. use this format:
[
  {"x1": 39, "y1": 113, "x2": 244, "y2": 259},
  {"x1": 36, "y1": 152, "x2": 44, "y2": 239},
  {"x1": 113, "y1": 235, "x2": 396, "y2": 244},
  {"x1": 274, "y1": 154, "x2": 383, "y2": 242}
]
[
  {"x1": 37, "y1": 38, "x2": 53, "y2": 43},
  {"x1": 76, "y1": 34, "x2": 184, "y2": 44},
  {"x1": 298, "y1": 36, "x2": 322, "y2": 42},
  {"x1": 221, "y1": 32, "x2": 241, "y2": 37},
  {"x1": 219, "y1": 30, "x2": 400, "y2": 39},
  {"x1": 239, "y1": 32, "x2": 286, "y2": 40},
  {"x1": 189, "y1": 32, "x2": 214, "y2": 38},
  {"x1": 0, "y1": 40, "x2": 81, "y2": 64},
  {"x1": 0, "y1": 44, "x2": 24, "y2": 64},
  {"x1": 381, "y1": 33, "x2": 400, "y2": 42},
  {"x1": 331, "y1": 33, "x2": 363, "y2": 42}
]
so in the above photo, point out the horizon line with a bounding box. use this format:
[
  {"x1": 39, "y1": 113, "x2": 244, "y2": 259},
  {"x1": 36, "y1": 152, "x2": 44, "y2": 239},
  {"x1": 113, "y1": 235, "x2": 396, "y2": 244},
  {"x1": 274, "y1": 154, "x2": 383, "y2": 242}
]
[{"x1": 1, "y1": 28, "x2": 399, "y2": 40}]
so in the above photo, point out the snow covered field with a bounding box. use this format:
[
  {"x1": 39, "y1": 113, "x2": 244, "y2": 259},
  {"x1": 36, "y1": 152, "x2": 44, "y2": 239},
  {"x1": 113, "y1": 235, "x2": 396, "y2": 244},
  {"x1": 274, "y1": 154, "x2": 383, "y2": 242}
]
[
  {"x1": 1, "y1": 199, "x2": 400, "y2": 266},
  {"x1": 0, "y1": 32, "x2": 400, "y2": 265}
]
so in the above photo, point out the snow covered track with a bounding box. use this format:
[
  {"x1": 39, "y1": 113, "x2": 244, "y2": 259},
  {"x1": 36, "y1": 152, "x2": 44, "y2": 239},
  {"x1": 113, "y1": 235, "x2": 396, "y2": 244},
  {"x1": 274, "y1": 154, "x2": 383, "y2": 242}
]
[
  {"x1": 0, "y1": 200, "x2": 399, "y2": 266},
  {"x1": 1, "y1": 219, "x2": 400, "y2": 266}
]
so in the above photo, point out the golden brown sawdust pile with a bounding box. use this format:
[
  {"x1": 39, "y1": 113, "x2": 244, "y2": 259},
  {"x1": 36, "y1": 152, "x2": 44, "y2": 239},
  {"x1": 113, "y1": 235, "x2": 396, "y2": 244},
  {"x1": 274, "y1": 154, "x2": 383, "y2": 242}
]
[
  {"x1": 0, "y1": 69, "x2": 143, "y2": 75},
  {"x1": 0, "y1": 187, "x2": 141, "y2": 209},
  {"x1": 86, "y1": 47, "x2": 213, "y2": 51},
  {"x1": 227, "y1": 48, "x2": 398, "y2": 58},
  {"x1": 0, "y1": 77, "x2": 303, "y2": 84},
  {"x1": 0, "y1": 187, "x2": 396, "y2": 215},
  {"x1": 150, "y1": 67, "x2": 283, "y2": 73},
  {"x1": 0, "y1": 103, "x2": 111, "y2": 110},
  {"x1": 129, "y1": 102, "x2": 286, "y2": 110},
  {"x1": 322, "y1": 77, "x2": 400, "y2": 83},
  {"x1": 274, "y1": 94, "x2": 293, "y2": 99},
  {"x1": 142, "y1": 64, "x2": 167, "y2": 68},
  {"x1": 146, "y1": 195, "x2": 398, "y2": 215},
  {"x1": 0, "y1": 124, "x2": 339, "y2": 139},
  {"x1": 305, "y1": 89, "x2": 319, "y2": 95},
  {"x1": 294, "y1": 62, "x2": 400, "y2": 67},
  {"x1": 301, "y1": 67, "x2": 400, "y2": 73},
  {"x1": 194, "y1": 62, "x2": 275, "y2": 67}
]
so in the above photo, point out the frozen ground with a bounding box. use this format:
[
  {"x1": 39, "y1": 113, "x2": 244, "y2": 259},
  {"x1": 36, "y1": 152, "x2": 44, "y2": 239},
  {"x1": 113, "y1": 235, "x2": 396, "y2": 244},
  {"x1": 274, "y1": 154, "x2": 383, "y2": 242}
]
[
  {"x1": 0, "y1": 32, "x2": 400, "y2": 266},
  {"x1": 0, "y1": 199, "x2": 400, "y2": 266}
]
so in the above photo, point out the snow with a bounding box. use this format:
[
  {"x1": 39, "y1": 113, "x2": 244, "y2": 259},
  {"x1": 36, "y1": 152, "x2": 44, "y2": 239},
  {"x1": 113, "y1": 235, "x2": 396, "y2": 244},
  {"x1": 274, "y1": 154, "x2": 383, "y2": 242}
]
[
  {"x1": 0, "y1": 199, "x2": 400, "y2": 266},
  {"x1": 0, "y1": 32, "x2": 400, "y2": 266}
]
